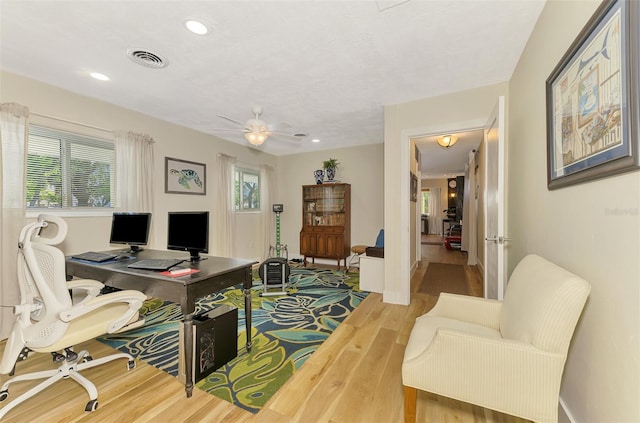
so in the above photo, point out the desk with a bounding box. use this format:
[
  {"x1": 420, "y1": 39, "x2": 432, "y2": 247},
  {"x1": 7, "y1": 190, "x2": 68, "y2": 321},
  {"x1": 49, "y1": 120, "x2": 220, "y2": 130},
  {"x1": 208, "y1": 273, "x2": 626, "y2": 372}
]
[{"x1": 65, "y1": 249, "x2": 256, "y2": 398}]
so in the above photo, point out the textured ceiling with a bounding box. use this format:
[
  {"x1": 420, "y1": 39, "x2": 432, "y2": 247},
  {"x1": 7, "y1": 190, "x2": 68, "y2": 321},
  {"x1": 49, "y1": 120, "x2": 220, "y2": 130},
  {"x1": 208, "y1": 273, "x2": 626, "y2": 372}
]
[{"x1": 0, "y1": 0, "x2": 545, "y2": 175}]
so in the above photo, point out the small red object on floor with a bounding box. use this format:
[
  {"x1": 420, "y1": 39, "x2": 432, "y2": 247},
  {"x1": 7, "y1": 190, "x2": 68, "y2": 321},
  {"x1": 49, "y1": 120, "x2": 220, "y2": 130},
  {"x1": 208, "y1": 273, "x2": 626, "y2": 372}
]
[{"x1": 444, "y1": 235, "x2": 462, "y2": 250}]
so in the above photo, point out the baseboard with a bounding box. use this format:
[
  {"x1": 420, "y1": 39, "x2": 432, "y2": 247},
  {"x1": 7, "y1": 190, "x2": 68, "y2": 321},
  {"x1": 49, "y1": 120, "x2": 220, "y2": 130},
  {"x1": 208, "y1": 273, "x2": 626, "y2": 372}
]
[{"x1": 558, "y1": 396, "x2": 576, "y2": 423}]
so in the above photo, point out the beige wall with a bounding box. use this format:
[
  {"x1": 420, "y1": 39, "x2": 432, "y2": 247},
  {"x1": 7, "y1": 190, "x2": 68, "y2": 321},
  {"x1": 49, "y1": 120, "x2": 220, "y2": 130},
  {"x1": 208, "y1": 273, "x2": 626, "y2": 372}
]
[
  {"x1": 1, "y1": 71, "x2": 384, "y2": 264},
  {"x1": 276, "y1": 143, "x2": 384, "y2": 262},
  {"x1": 384, "y1": 82, "x2": 508, "y2": 304},
  {"x1": 508, "y1": 0, "x2": 639, "y2": 421},
  {"x1": 0, "y1": 71, "x2": 278, "y2": 261}
]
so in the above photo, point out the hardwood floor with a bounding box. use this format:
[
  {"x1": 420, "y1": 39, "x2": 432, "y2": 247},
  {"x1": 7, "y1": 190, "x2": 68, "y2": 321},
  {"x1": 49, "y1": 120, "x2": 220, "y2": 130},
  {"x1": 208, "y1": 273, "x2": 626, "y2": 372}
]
[{"x1": 0, "y1": 244, "x2": 529, "y2": 422}]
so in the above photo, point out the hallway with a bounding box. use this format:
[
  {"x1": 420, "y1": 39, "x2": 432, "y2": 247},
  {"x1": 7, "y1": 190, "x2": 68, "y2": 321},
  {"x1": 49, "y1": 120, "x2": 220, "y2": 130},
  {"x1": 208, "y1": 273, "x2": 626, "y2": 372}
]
[{"x1": 417, "y1": 233, "x2": 483, "y2": 297}]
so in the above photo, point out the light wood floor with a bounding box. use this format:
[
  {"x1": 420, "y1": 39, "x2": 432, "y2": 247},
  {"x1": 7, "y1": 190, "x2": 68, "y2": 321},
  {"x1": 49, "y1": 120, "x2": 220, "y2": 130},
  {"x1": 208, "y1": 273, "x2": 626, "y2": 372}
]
[{"x1": 0, "y1": 244, "x2": 529, "y2": 422}]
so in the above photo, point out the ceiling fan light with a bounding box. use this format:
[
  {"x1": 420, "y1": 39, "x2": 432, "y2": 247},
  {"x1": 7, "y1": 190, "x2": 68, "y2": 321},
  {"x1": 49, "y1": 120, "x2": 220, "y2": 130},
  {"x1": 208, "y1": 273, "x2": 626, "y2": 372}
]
[
  {"x1": 245, "y1": 131, "x2": 268, "y2": 146},
  {"x1": 437, "y1": 135, "x2": 458, "y2": 148}
]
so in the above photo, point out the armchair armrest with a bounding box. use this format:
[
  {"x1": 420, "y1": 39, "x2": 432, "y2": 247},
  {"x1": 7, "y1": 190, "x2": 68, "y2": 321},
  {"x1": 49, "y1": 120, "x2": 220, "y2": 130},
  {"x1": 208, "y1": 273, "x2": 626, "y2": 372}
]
[
  {"x1": 59, "y1": 290, "x2": 147, "y2": 333},
  {"x1": 427, "y1": 293, "x2": 502, "y2": 330}
]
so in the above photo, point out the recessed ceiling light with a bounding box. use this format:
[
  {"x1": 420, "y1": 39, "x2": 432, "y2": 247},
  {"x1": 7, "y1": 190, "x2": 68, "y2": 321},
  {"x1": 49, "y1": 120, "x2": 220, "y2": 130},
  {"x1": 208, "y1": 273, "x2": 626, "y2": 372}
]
[
  {"x1": 185, "y1": 20, "x2": 208, "y2": 35},
  {"x1": 90, "y1": 72, "x2": 109, "y2": 81},
  {"x1": 312, "y1": 139, "x2": 320, "y2": 143}
]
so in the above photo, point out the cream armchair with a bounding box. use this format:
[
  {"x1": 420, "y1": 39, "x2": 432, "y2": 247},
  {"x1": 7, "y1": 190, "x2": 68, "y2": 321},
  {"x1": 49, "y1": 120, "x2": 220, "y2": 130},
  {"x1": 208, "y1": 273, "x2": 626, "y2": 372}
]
[
  {"x1": 0, "y1": 215, "x2": 147, "y2": 419},
  {"x1": 402, "y1": 254, "x2": 590, "y2": 423}
]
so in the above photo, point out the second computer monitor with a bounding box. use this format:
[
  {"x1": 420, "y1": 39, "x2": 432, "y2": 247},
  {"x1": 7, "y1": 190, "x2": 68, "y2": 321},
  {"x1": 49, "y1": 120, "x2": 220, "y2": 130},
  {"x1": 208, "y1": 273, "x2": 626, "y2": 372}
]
[{"x1": 167, "y1": 211, "x2": 209, "y2": 262}]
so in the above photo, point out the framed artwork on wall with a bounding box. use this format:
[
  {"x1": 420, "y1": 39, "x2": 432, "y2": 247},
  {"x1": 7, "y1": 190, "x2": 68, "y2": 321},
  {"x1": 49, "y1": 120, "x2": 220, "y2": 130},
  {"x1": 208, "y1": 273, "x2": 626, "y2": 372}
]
[
  {"x1": 165, "y1": 157, "x2": 206, "y2": 195},
  {"x1": 410, "y1": 172, "x2": 418, "y2": 202},
  {"x1": 546, "y1": 0, "x2": 639, "y2": 189}
]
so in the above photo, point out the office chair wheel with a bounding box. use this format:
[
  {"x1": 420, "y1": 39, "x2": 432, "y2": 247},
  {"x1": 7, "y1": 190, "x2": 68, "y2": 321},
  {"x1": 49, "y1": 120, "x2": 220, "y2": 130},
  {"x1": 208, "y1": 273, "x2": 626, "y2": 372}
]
[
  {"x1": 0, "y1": 390, "x2": 8, "y2": 402},
  {"x1": 82, "y1": 355, "x2": 93, "y2": 363},
  {"x1": 85, "y1": 399, "x2": 98, "y2": 412},
  {"x1": 127, "y1": 360, "x2": 136, "y2": 370}
]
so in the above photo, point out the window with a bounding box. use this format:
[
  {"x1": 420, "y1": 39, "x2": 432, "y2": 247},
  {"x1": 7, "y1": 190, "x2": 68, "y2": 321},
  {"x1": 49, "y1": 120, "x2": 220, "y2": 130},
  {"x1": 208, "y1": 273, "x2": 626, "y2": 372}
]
[
  {"x1": 234, "y1": 167, "x2": 260, "y2": 211},
  {"x1": 421, "y1": 190, "x2": 430, "y2": 215},
  {"x1": 27, "y1": 126, "x2": 115, "y2": 209}
]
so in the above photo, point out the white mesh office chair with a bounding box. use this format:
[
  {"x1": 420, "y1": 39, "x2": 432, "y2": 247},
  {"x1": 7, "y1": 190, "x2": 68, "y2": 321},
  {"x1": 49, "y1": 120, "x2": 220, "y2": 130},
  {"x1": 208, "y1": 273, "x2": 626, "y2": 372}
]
[{"x1": 0, "y1": 214, "x2": 147, "y2": 419}]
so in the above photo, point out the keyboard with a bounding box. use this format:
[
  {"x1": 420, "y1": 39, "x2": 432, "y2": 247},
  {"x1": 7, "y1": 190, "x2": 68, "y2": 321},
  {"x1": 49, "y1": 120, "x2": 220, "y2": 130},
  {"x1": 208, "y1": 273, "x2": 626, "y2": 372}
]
[
  {"x1": 127, "y1": 259, "x2": 184, "y2": 271},
  {"x1": 71, "y1": 251, "x2": 118, "y2": 263}
]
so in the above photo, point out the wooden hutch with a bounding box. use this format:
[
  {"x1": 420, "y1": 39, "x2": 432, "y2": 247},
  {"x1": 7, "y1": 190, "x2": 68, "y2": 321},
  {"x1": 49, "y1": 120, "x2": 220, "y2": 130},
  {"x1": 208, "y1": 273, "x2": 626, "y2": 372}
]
[{"x1": 300, "y1": 183, "x2": 351, "y2": 269}]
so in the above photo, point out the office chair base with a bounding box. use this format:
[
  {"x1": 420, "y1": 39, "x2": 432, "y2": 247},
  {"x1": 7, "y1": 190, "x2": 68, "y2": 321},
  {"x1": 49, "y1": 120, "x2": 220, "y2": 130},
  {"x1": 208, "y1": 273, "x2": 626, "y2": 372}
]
[{"x1": 0, "y1": 350, "x2": 135, "y2": 419}]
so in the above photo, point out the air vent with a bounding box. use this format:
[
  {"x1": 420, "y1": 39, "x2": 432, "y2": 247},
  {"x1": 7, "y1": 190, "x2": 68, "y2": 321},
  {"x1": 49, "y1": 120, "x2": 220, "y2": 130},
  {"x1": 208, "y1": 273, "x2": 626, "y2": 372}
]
[{"x1": 126, "y1": 48, "x2": 168, "y2": 69}]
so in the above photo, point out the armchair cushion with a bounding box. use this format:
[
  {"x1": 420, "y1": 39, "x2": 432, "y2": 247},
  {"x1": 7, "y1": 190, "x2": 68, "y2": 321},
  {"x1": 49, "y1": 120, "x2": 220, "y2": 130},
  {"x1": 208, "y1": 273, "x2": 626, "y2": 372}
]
[{"x1": 403, "y1": 315, "x2": 501, "y2": 362}]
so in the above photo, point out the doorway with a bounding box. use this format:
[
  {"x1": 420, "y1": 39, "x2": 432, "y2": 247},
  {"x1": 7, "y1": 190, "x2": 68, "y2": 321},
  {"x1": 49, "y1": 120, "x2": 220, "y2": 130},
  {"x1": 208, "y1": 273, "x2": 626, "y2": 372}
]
[{"x1": 414, "y1": 130, "x2": 483, "y2": 266}]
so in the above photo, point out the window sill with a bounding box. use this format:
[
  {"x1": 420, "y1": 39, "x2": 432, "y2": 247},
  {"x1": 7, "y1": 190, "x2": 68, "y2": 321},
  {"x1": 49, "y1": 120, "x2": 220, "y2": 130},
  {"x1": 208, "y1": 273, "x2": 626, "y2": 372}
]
[{"x1": 26, "y1": 209, "x2": 114, "y2": 219}]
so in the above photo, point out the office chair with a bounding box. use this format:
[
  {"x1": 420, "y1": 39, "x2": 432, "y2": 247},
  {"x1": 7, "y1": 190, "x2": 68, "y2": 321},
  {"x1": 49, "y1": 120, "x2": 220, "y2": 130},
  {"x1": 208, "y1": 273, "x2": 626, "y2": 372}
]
[{"x1": 0, "y1": 214, "x2": 147, "y2": 419}]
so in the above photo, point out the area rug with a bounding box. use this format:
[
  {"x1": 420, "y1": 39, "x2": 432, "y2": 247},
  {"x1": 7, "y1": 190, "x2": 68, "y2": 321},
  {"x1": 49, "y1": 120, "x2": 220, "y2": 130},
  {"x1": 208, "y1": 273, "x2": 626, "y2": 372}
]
[
  {"x1": 420, "y1": 262, "x2": 469, "y2": 296},
  {"x1": 98, "y1": 267, "x2": 367, "y2": 414}
]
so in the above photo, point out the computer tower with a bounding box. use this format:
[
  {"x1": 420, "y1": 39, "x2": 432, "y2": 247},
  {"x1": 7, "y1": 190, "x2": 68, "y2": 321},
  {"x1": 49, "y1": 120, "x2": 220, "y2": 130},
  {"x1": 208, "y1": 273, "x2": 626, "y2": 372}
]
[{"x1": 179, "y1": 304, "x2": 237, "y2": 383}]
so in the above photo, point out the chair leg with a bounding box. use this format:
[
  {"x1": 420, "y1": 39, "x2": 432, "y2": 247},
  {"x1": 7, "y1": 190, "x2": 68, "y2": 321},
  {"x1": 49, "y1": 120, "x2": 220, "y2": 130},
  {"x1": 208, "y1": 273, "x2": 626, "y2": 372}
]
[{"x1": 404, "y1": 385, "x2": 417, "y2": 423}]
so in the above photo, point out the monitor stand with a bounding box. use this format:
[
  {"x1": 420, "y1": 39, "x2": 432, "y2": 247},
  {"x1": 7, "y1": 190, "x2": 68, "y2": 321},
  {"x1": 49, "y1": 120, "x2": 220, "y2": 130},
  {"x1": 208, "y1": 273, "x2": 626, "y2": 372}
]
[{"x1": 189, "y1": 250, "x2": 207, "y2": 262}]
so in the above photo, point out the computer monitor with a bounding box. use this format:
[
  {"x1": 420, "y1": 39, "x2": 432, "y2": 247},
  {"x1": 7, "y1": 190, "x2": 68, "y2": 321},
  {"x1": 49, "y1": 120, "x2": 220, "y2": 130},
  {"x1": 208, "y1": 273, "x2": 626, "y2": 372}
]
[
  {"x1": 167, "y1": 211, "x2": 209, "y2": 262},
  {"x1": 109, "y1": 212, "x2": 152, "y2": 252}
]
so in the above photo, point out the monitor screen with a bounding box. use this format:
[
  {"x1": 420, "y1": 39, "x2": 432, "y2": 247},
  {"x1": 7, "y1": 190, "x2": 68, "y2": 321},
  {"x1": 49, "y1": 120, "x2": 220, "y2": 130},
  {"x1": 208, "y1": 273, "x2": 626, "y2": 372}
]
[
  {"x1": 167, "y1": 211, "x2": 209, "y2": 261},
  {"x1": 109, "y1": 212, "x2": 152, "y2": 252}
]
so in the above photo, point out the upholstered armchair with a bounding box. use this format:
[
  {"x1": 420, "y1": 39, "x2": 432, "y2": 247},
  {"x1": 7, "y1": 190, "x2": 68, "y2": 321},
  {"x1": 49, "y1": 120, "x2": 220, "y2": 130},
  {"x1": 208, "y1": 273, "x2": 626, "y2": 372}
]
[
  {"x1": 402, "y1": 254, "x2": 590, "y2": 423},
  {"x1": 0, "y1": 215, "x2": 147, "y2": 419}
]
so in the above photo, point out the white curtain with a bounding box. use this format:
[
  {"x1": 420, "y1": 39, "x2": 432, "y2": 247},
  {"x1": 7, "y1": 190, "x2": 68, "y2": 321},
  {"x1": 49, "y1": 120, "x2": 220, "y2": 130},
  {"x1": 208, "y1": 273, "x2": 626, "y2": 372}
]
[
  {"x1": 115, "y1": 131, "x2": 154, "y2": 212},
  {"x1": 427, "y1": 187, "x2": 441, "y2": 235},
  {"x1": 260, "y1": 165, "x2": 275, "y2": 261},
  {"x1": 0, "y1": 103, "x2": 29, "y2": 339},
  {"x1": 212, "y1": 154, "x2": 235, "y2": 257}
]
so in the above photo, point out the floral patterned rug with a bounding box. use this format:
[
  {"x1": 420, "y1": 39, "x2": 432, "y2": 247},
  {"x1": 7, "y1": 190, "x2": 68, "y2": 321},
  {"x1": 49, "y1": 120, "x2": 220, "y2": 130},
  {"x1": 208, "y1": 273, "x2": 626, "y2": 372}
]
[{"x1": 98, "y1": 267, "x2": 367, "y2": 414}]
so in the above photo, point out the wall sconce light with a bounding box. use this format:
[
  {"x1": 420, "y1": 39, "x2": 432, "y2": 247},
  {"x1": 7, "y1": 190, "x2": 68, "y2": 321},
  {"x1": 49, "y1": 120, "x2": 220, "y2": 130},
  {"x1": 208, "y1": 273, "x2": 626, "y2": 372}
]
[{"x1": 437, "y1": 135, "x2": 458, "y2": 148}]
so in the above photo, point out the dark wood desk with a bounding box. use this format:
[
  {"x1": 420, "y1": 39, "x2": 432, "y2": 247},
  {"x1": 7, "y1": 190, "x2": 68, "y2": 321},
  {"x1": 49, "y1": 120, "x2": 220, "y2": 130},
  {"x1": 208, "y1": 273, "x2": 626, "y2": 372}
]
[{"x1": 65, "y1": 249, "x2": 257, "y2": 398}]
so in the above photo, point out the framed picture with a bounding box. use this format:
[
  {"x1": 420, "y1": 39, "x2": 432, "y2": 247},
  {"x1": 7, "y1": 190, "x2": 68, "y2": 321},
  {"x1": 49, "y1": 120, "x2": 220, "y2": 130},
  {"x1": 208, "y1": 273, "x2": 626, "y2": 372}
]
[
  {"x1": 546, "y1": 0, "x2": 639, "y2": 189},
  {"x1": 165, "y1": 157, "x2": 206, "y2": 195},
  {"x1": 410, "y1": 172, "x2": 418, "y2": 202}
]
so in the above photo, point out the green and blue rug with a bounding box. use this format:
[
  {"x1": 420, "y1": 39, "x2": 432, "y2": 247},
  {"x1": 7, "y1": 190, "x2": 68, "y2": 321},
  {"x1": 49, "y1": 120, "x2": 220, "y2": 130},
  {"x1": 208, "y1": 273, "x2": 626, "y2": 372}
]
[{"x1": 98, "y1": 267, "x2": 367, "y2": 413}]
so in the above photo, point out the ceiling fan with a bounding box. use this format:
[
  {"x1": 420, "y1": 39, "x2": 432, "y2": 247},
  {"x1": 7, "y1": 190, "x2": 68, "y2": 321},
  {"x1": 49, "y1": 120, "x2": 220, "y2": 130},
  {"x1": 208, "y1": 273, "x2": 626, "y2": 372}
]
[{"x1": 212, "y1": 106, "x2": 307, "y2": 146}]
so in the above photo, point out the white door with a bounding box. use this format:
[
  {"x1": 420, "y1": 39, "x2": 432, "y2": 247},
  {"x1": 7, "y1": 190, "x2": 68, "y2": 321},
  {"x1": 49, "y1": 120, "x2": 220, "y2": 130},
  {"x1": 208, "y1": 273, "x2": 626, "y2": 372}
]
[{"x1": 484, "y1": 96, "x2": 507, "y2": 300}]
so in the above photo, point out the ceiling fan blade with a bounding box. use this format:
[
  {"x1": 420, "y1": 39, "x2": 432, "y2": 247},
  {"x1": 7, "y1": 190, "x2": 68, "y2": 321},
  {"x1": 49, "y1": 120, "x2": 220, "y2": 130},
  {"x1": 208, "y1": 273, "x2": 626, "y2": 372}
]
[
  {"x1": 269, "y1": 131, "x2": 303, "y2": 142},
  {"x1": 267, "y1": 121, "x2": 294, "y2": 132},
  {"x1": 208, "y1": 128, "x2": 247, "y2": 133},
  {"x1": 215, "y1": 114, "x2": 247, "y2": 128}
]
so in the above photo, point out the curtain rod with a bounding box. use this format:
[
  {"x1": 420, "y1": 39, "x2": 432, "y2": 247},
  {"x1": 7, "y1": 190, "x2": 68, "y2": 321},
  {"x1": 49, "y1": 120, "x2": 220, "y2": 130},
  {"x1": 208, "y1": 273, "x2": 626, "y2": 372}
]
[
  {"x1": 31, "y1": 111, "x2": 114, "y2": 134},
  {"x1": 217, "y1": 152, "x2": 273, "y2": 171}
]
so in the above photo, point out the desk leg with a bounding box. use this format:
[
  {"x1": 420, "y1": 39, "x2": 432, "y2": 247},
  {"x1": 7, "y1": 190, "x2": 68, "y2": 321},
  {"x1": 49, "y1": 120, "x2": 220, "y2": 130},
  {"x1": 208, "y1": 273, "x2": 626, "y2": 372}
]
[
  {"x1": 244, "y1": 283, "x2": 252, "y2": 352},
  {"x1": 183, "y1": 315, "x2": 194, "y2": 398}
]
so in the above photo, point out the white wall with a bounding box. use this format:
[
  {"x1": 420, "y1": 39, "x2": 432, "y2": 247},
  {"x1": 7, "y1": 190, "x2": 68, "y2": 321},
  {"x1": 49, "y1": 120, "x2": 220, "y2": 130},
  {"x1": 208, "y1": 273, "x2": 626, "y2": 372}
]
[
  {"x1": 384, "y1": 83, "x2": 509, "y2": 304},
  {"x1": 508, "y1": 0, "x2": 639, "y2": 421},
  {"x1": 276, "y1": 143, "x2": 384, "y2": 262},
  {"x1": 0, "y1": 71, "x2": 277, "y2": 261}
]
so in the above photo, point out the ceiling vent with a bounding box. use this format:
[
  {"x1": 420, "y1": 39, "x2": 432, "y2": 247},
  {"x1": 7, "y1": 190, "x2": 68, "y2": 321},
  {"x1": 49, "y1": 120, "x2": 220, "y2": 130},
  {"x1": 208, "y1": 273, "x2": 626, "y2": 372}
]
[{"x1": 126, "y1": 48, "x2": 168, "y2": 69}]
